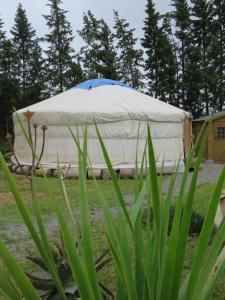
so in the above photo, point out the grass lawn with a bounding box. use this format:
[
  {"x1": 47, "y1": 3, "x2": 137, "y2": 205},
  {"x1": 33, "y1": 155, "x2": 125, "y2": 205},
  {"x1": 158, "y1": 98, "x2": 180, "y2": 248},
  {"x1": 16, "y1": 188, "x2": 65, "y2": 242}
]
[{"x1": 0, "y1": 171, "x2": 225, "y2": 299}]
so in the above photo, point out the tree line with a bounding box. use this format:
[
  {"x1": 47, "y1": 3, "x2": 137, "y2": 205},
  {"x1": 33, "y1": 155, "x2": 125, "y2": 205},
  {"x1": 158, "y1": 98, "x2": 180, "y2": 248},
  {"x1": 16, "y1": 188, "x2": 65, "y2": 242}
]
[{"x1": 0, "y1": 0, "x2": 225, "y2": 138}]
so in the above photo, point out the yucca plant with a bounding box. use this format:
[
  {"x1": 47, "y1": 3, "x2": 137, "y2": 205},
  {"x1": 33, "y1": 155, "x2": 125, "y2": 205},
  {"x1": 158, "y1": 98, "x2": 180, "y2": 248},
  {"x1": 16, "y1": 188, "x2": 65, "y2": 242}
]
[
  {"x1": 25, "y1": 238, "x2": 113, "y2": 299},
  {"x1": 0, "y1": 117, "x2": 225, "y2": 300}
]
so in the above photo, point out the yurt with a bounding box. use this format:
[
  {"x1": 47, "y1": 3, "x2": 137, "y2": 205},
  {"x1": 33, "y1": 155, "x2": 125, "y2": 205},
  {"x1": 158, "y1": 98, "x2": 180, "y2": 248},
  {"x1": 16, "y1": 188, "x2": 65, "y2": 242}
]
[{"x1": 12, "y1": 79, "x2": 192, "y2": 177}]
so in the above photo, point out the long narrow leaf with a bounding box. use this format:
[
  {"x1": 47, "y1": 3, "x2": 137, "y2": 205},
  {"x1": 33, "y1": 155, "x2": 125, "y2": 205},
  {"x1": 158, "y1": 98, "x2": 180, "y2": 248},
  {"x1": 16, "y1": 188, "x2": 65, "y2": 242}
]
[
  {"x1": 0, "y1": 266, "x2": 21, "y2": 300},
  {"x1": 160, "y1": 122, "x2": 205, "y2": 300},
  {"x1": 14, "y1": 112, "x2": 72, "y2": 300},
  {"x1": 200, "y1": 246, "x2": 225, "y2": 299},
  {"x1": 0, "y1": 240, "x2": 41, "y2": 300},
  {"x1": 185, "y1": 165, "x2": 225, "y2": 299},
  {"x1": 193, "y1": 219, "x2": 225, "y2": 299},
  {"x1": 52, "y1": 191, "x2": 96, "y2": 300},
  {"x1": 147, "y1": 124, "x2": 162, "y2": 298},
  {"x1": 95, "y1": 123, "x2": 134, "y2": 234},
  {"x1": 171, "y1": 124, "x2": 209, "y2": 299},
  {"x1": 78, "y1": 126, "x2": 101, "y2": 299}
]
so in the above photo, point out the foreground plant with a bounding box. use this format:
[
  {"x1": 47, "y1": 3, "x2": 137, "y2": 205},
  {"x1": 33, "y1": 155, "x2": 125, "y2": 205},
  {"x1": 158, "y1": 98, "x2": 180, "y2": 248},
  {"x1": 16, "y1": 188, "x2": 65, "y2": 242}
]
[
  {"x1": 26, "y1": 238, "x2": 113, "y2": 299},
  {"x1": 0, "y1": 121, "x2": 225, "y2": 299}
]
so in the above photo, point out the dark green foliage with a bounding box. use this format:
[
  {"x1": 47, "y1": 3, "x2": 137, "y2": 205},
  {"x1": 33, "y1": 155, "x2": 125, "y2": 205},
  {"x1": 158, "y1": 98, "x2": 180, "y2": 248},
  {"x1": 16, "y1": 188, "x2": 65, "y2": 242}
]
[
  {"x1": 142, "y1": 0, "x2": 177, "y2": 102},
  {"x1": 66, "y1": 58, "x2": 86, "y2": 89},
  {"x1": 28, "y1": 42, "x2": 46, "y2": 103},
  {"x1": 43, "y1": 0, "x2": 75, "y2": 94},
  {"x1": 78, "y1": 11, "x2": 118, "y2": 80},
  {"x1": 168, "y1": 206, "x2": 206, "y2": 236},
  {"x1": 171, "y1": 0, "x2": 191, "y2": 111},
  {"x1": 11, "y1": 4, "x2": 44, "y2": 106},
  {"x1": 96, "y1": 20, "x2": 118, "y2": 80},
  {"x1": 0, "y1": 18, "x2": 21, "y2": 137},
  {"x1": 171, "y1": 0, "x2": 210, "y2": 117},
  {"x1": 0, "y1": 4, "x2": 44, "y2": 139},
  {"x1": 210, "y1": 0, "x2": 225, "y2": 111},
  {"x1": 142, "y1": 0, "x2": 161, "y2": 97},
  {"x1": 0, "y1": 74, "x2": 21, "y2": 135},
  {"x1": 113, "y1": 10, "x2": 143, "y2": 89},
  {"x1": 157, "y1": 15, "x2": 178, "y2": 104},
  {"x1": 142, "y1": 205, "x2": 207, "y2": 236},
  {"x1": 140, "y1": 0, "x2": 224, "y2": 115},
  {"x1": 0, "y1": 138, "x2": 12, "y2": 162},
  {"x1": 191, "y1": 0, "x2": 215, "y2": 115}
]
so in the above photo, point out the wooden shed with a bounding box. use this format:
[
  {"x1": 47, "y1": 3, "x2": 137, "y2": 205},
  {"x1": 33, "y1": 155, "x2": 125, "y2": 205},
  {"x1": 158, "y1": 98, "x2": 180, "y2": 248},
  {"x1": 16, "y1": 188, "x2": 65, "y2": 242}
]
[{"x1": 192, "y1": 111, "x2": 225, "y2": 163}]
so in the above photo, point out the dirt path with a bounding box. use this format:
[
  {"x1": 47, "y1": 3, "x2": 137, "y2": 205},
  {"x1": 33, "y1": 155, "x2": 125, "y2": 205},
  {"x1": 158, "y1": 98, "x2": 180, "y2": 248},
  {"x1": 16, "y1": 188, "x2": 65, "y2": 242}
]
[{"x1": 162, "y1": 162, "x2": 224, "y2": 197}]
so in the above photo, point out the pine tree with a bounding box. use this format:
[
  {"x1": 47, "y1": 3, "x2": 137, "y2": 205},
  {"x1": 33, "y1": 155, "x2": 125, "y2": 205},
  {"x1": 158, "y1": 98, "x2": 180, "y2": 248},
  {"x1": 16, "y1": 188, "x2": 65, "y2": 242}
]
[
  {"x1": 66, "y1": 55, "x2": 85, "y2": 88},
  {"x1": 0, "y1": 18, "x2": 6, "y2": 79},
  {"x1": 0, "y1": 18, "x2": 21, "y2": 137},
  {"x1": 171, "y1": 0, "x2": 191, "y2": 109},
  {"x1": 191, "y1": 0, "x2": 214, "y2": 114},
  {"x1": 11, "y1": 3, "x2": 44, "y2": 107},
  {"x1": 211, "y1": 0, "x2": 225, "y2": 111},
  {"x1": 97, "y1": 19, "x2": 118, "y2": 79},
  {"x1": 0, "y1": 18, "x2": 7, "y2": 136},
  {"x1": 43, "y1": 0, "x2": 74, "y2": 94},
  {"x1": 142, "y1": 0, "x2": 177, "y2": 102},
  {"x1": 171, "y1": 0, "x2": 203, "y2": 116},
  {"x1": 0, "y1": 18, "x2": 5, "y2": 51},
  {"x1": 158, "y1": 15, "x2": 178, "y2": 104},
  {"x1": 113, "y1": 10, "x2": 143, "y2": 89},
  {"x1": 184, "y1": 45, "x2": 203, "y2": 117},
  {"x1": 78, "y1": 11, "x2": 118, "y2": 80},
  {"x1": 142, "y1": 0, "x2": 161, "y2": 97},
  {"x1": 28, "y1": 41, "x2": 46, "y2": 104},
  {"x1": 78, "y1": 11, "x2": 100, "y2": 79}
]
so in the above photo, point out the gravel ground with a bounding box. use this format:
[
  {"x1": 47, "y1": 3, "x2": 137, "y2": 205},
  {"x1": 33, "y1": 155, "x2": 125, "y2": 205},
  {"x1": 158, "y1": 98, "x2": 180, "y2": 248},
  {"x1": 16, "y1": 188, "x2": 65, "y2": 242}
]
[{"x1": 162, "y1": 162, "x2": 224, "y2": 197}]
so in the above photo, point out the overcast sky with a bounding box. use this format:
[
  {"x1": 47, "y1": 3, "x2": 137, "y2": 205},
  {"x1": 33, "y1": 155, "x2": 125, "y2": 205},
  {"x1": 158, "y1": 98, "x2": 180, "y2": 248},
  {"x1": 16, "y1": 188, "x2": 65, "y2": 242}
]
[{"x1": 0, "y1": 0, "x2": 172, "y2": 50}]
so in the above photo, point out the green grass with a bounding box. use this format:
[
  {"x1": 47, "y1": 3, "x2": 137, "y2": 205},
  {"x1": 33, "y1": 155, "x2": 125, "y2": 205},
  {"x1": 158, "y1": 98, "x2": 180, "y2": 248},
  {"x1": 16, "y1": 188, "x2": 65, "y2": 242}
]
[
  {"x1": 0, "y1": 171, "x2": 217, "y2": 244},
  {"x1": 191, "y1": 183, "x2": 215, "y2": 215},
  {"x1": 0, "y1": 172, "x2": 135, "y2": 276},
  {"x1": 0, "y1": 172, "x2": 135, "y2": 221},
  {"x1": 0, "y1": 171, "x2": 225, "y2": 299},
  {"x1": 173, "y1": 182, "x2": 215, "y2": 217}
]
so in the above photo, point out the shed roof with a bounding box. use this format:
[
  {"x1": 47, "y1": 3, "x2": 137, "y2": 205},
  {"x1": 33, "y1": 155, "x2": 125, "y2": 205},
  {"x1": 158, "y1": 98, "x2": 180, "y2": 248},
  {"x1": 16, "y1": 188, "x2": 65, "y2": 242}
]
[{"x1": 193, "y1": 111, "x2": 225, "y2": 122}]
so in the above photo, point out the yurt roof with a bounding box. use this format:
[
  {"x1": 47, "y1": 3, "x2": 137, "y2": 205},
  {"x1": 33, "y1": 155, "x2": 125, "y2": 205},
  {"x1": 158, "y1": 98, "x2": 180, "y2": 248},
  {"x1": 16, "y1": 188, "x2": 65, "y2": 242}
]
[
  {"x1": 15, "y1": 79, "x2": 189, "y2": 126},
  {"x1": 73, "y1": 78, "x2": 132, "y2": 90}
]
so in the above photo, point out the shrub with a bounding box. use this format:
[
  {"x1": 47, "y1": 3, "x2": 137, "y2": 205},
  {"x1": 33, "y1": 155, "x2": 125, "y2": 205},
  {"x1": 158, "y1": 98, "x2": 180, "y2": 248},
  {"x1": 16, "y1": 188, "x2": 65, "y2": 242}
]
[
  {"x1": 142, "y1": 205, "x2": 209, "y2": 236},
  {"x1": 0, "y1": 119, "x2": 225, "y2": 300},
  {"x1": 0, "y1": 138, "x2": 12, "y2": 162}
]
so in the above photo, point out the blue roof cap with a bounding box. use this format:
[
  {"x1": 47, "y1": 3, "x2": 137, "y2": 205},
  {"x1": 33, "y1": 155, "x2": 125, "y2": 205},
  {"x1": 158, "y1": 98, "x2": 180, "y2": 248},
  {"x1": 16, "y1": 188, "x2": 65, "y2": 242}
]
[{"x1": 72, "y1": 78, "x2": 132, "y2": 90}]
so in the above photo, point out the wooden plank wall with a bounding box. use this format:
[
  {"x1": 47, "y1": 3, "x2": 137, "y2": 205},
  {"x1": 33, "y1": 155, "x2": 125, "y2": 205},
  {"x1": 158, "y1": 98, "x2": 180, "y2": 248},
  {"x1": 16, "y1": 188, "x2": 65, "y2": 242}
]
[
  {"x1": 192, "y1": 115, "x2": 225, "y2": 162},
  {"x1": 212, "y1": 116, "x2": 225, "y2": 163}
]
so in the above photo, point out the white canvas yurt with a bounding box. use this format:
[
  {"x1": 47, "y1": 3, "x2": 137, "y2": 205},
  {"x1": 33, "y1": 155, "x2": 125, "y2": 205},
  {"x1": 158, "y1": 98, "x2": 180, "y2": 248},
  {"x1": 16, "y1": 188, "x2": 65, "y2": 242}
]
[{"x1": 12, "y1": 79, "x2": 192, "y2": 177}]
